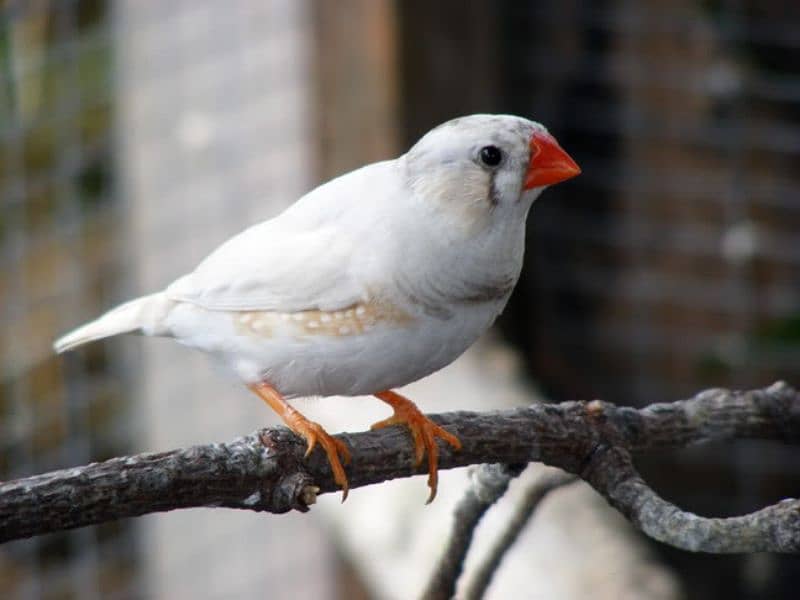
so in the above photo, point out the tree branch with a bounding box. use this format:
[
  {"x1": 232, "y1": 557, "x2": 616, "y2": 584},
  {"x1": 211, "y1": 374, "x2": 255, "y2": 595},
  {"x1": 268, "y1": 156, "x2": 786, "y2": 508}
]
[
  {"x1": 1, "y1": 382, "x2": 798, "y2": 552},
  {"x1": 583, "y1": 444, "x2": 800, "y2": 553}
]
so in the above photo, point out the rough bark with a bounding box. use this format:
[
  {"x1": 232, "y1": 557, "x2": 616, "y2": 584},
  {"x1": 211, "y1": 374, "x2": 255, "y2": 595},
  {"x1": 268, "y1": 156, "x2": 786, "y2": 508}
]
[{"x1": 0, "y1": 382, "x2": 798, "y2": 552}]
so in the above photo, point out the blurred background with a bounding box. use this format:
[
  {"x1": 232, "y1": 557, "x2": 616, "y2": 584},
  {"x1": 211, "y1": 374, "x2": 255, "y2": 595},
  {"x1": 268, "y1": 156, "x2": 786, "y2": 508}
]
[{"x1": 1, "y1": 1, "x2": 799, "y2": 598}]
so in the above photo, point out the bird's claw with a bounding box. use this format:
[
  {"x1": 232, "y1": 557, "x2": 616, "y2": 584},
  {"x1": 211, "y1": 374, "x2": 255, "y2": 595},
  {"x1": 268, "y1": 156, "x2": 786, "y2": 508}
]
[
  {"x1": 372, "y1": 392, "x2": 461, "y2": 503},
  {"x1": 293, "y1": 418, "x2": 352, "y2": 502}
]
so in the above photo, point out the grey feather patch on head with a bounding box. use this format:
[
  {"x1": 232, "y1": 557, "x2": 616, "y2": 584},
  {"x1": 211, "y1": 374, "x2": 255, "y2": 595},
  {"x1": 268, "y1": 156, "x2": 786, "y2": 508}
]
[{"x1": 487, "y1": 171, "x2": 500, "y2": 207}]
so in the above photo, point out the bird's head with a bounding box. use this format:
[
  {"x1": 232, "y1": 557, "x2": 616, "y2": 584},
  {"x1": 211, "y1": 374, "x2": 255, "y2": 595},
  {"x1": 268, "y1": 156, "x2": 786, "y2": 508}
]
[{"x1": 403, "y1": 114, "x2": 580, "y2": 231}]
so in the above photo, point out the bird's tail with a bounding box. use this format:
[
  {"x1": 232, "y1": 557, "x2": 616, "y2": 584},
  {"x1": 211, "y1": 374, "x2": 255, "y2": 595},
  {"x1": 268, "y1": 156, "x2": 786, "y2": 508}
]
[{"x1": 53, "y1": 292, "x2": 171, "y2": 353}]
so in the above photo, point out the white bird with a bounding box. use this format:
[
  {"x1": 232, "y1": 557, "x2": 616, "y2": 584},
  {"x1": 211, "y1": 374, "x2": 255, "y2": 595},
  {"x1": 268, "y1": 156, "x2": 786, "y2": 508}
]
[{"x1": 54, "y1": 114, "x2": 580, "y2": 502}]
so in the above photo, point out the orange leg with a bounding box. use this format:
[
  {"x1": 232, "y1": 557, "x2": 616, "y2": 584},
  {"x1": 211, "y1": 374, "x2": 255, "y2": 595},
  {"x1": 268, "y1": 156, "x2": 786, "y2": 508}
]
[
  {"x1": 249, "y1": 382, "x2": 352, "y2": 501},
  {"x1": 372, "y1": 390, "x2": 461, "y2": 503}
]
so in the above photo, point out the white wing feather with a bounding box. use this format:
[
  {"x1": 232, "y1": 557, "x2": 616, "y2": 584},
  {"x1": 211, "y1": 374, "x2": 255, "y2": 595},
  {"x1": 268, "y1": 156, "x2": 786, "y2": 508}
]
[
  {"x1": 167, "y1": 223, "x2": 361, "y2": 312},
  {"x1": 166, "y1": 160, "x2": 400, "y2": 312}
]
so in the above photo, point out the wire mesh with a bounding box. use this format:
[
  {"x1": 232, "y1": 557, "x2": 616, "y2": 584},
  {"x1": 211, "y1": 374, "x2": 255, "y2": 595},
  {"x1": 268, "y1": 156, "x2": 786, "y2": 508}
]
[
  {"x1": 497, "y1": 2, "x2": 800, "y2": 596},
  {"x1": 501, "y1": 0, "x2": 800, "y2": 404},
  {"x1": 1, "y1": 1, "x2": 138, "y2": 598}
]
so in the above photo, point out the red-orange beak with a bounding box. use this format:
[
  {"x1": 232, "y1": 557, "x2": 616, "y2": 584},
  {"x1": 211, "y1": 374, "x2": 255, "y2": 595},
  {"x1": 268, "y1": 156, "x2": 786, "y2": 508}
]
[{"x1": 523, "y1": 131, "x2": 581, "y2": 189}]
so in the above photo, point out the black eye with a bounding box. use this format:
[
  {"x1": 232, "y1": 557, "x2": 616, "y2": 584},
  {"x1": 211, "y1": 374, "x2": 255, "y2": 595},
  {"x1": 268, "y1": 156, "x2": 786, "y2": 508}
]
[{"x1": 479, "y1": 145, "x2": 503, "y2": 167}]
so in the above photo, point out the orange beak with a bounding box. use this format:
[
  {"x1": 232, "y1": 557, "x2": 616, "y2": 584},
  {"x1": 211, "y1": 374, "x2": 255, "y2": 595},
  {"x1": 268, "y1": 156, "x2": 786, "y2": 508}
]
[{"x1": 523, "y1": 131, "x2": 581, "y2": 189}]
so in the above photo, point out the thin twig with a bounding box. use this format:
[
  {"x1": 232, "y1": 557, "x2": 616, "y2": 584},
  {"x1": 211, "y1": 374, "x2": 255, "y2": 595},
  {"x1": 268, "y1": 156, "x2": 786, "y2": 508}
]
[
  {"x1": 420, "y1": 463, "x2": 525, "y2": 600},
  {"x1": 462, "y1": 471, "x2": 578, "y2": 600}
]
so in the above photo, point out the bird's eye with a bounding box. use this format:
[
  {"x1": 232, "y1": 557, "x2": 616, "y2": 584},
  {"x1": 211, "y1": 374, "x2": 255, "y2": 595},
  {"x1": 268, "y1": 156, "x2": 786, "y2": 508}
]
[{"x1": 479, "y1": 145, "x2": 503, "y2": 167}]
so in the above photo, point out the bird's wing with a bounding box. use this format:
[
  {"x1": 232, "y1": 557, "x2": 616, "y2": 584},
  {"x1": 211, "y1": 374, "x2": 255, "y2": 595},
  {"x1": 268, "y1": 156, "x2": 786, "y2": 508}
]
[
  {"x1": 166, "y1": 217, "x2": 363, "y2": 313},
  {"x1": 166, "y1": 159, "x2": 403, "y2": 313}
]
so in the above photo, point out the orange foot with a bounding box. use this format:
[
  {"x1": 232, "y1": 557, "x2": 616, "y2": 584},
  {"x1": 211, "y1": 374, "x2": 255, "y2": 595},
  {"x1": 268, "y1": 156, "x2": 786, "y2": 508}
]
[
  {"x1": 249, "y1": 383, "x2": 352, "y2": 501},
  {"x1": 372, "y1": 390, "x2": 462, "y2": 503}
]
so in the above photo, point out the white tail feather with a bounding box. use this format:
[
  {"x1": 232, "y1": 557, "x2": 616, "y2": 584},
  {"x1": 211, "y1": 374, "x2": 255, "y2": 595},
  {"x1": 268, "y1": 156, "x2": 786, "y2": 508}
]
[{"x1": 53, "y1": 293, "x2": 167, "y2": 353}]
